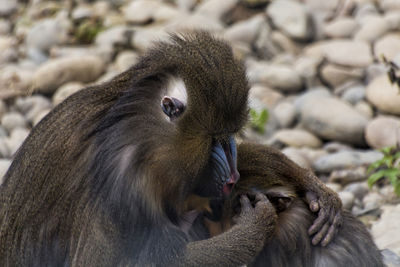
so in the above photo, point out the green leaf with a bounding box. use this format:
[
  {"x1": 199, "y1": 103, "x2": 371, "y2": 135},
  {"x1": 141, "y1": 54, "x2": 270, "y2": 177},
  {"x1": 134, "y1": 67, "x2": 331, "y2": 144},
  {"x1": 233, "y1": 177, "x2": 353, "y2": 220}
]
[
  {"x1": 368, "y1": 170, "x2": 386, "y2": 188},
  {"x1": 249, "y1": 108, "x2": 269, "y2": 134},
  {"x1": 383, "y1": 155, "x2": 394, "y2": 167},
  {"x1": 259, "y1": 109, "x2": 269, "y2": 124},
  {"x1": 394, "y1": 181, "x2": 400, "y2": 196},
  {"x1": 393, "y1": 151, "x2": 400, "y2": 160},
  {"x1": 367, "y1": 159, "x2": 385, "y2": 173},
  {"x1": 381, "y1": 146, "x2": 393, "y2": 155}
]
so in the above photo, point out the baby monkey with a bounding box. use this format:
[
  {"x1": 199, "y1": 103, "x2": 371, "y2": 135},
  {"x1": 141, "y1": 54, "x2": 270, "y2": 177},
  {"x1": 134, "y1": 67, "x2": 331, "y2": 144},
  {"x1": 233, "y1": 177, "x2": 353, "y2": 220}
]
[{"x1": 206, "y1": 143, "x2": 384, "y2": 267}]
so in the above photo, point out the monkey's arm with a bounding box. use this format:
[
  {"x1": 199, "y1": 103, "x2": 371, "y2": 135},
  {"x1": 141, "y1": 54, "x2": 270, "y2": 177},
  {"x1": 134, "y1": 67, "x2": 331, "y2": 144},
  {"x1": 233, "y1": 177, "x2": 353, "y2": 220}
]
[{"x1": 181, "y1": 194, "x2": 277, "y2": 267}]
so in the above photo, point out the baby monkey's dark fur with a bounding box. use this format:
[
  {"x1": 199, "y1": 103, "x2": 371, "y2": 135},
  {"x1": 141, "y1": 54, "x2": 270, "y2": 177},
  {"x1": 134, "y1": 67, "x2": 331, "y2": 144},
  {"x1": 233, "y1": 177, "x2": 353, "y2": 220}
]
[{"x1": 215, "y1": 144, "x2": 384, "y2": 267}]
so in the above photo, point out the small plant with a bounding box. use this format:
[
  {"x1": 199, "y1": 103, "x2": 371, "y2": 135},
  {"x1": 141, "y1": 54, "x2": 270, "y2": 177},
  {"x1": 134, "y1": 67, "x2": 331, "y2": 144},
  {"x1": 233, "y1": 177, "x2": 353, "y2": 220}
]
[
  {"x1": 249, "y1": 108, "x2": 269, "y2": 134},
  {"x1": 367, "y1": 146, "x2": 400, "y2": 196},
  {"x1": 74, "y1": 18, "x2": 104, "y2": 44}
]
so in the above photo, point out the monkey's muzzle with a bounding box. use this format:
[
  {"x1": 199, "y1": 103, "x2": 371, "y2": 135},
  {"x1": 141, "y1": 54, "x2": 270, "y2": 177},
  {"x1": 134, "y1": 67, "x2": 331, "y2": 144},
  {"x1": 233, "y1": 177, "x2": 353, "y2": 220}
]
[{"x1": 212, "y1": 136, "x2": 240, "y2": 197}]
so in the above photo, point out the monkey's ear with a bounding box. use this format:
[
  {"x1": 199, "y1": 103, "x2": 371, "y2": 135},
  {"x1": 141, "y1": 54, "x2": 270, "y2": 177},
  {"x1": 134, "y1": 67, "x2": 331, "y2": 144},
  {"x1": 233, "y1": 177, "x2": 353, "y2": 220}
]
[{"x1": 161, "y1": 96, "x2": 185, "y2": 121}]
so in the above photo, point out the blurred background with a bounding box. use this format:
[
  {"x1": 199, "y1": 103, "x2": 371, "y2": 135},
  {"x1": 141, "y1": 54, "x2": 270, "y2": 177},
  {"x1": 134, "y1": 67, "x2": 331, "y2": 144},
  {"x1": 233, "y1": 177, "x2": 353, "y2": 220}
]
[{"x1": 0, "y1": 0, "x2": 399, "y2": 264}]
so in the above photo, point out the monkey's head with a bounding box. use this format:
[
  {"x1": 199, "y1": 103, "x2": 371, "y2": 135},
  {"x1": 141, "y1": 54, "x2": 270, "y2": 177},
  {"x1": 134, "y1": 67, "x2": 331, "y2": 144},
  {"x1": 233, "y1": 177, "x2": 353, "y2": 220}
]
[{"x1": 133, "y1": 32, "x2": 249, "y2": 211}]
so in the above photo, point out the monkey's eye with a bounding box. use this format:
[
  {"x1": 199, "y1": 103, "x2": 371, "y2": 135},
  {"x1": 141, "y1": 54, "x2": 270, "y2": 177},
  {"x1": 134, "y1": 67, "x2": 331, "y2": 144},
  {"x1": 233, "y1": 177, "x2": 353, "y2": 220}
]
[{"x1": 161, "y1": 96, "x2": 185, "y2": 121}]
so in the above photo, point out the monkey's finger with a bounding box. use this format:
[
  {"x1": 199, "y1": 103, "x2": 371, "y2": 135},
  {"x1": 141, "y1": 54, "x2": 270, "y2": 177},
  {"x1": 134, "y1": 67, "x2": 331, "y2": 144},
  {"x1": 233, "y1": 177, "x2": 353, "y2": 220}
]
[
  {"x1": 308, "y1": 209, "x2": 327, "y2": 235},
  {"x1": 255, "y1": 192, "x2": 268, "y2": 202},
  {"x1": 305, "y1": 191, "x2": 319, "y2": 212},
  {"x1": 312, "y1": 222, "x2": 329, "y2": 245},
  {"x1": 321, "y1": 224, "x2": 336, "y2": 247},
  {"x1": 240, "y1": 195, "x2": 252, "y2": 211}
]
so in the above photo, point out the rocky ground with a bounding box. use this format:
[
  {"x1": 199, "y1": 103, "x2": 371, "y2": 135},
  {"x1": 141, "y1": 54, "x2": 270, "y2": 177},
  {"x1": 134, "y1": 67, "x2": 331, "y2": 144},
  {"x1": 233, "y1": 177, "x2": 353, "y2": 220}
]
[{"x1": 1, "y1": 0, "x2": 400, "y2": 264}]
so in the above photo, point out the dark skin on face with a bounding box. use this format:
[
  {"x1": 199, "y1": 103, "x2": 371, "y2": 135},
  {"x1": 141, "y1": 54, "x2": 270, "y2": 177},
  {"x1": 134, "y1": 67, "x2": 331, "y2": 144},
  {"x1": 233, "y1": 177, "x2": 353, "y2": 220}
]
[
  {"x1": 210, "y1": 143, "x2": 383, "y2": 267},
  {"x1": 0, "y1": 32, "x2": 277, "y2": 267}
]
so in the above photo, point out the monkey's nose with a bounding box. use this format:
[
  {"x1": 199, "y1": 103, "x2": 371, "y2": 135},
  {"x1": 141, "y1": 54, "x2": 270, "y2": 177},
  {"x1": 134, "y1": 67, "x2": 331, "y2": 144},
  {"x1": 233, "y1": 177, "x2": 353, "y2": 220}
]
[{"x1": 223, "y1": 171, "x2": 240, "y2": 196}]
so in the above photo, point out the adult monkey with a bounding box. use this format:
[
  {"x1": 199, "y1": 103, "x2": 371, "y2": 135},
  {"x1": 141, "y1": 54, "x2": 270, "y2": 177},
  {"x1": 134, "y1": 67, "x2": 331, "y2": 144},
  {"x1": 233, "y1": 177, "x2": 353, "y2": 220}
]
[
  {"x1": 210, "y1": 143, "x2": 383, "y2": 266},
  {"x1": 0, "y1": 32, "x2": 340, "y2": 266}
]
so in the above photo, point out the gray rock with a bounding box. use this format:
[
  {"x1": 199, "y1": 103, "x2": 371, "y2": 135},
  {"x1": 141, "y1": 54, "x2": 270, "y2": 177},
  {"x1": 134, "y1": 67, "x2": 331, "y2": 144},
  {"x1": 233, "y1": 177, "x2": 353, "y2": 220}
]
[
  {"x1": 166, "y1": 13, "x2": 224, "y2": 33},
  {"x1": 50, "y1": 46, "x2": 113, "y2": 64},
  {"x1": 0, "y1": 159, "x2": 11, "y2": 185},
  {"x1": 0, "y1": 137, "x2": 10, "y2": 158},
  {"x1": 338, "y1": 191, "x2": 355, "y2": 210},
  {"x1": 354, "y1": 101, "x2": 373, "y2": 119},
  {"x1": 95, "y1": 25, "x2": 132, "y2": 49},
  {"x1": 1, "y1": 112, "x2": 27, "y2": 132},
  {"x1": 323, "y1": 40, "x2": 373, "y2": 68},
  {"x1": 313, "y1": 150, "x2": 383, "y2": 173},
  {"x1": 268, "y1": 129, "x2": 322, "y2": 148},
  {"x1": 224, "y1": 15, "x2": 266, "y2": 45},
  {"x1": 176, "y1": 0, "x2": 197, "y2": 11},
  {"x1": 0, "y1": 126, "x2": 7, "y2": 138},
  {"x1": 366, "y1": 63, "x2": 387, "y2": 83},
  {"x1": 320, "y1": 63, "x2": 364, "y2": 88},
  {"x1": 115, "y1": 51, "x2": 138, "y2": 72},
  {"x1": 293, "y1": 56, "x2": 320, "y2": 88},
  {"x1": 123, "y1": 0, "x2": 180, "y2": 24},
  {"x1": 249, "y1": 85, "x2": 283, "y2": 108},
  {"x1": 0, "y1": 100, "x2": 6, "y2": 119},
  {"x1": 381, "y1": 249, "x2": 400, "y2": 267},
  {"x1": 0, "y1": 0, "x2": 17, "y2": 16},
  {"x1": 323, "y1": 17, "x2": 358, "y2": 38},
  {"x1": 273, "y1": 102, "x2": 296, "y2": 128},
  {"x1": 15, "y1": 95, "x2": 52, "y2": 125},
  {"x1": 0, "y1": 19, "x2": 11, "y2": 35},
  {"x1": 328, "y1": 167, "x2": 367, "y2": 186},
  {"x1": 374, "y1": 33, "x2": 400, "y2": 60},
  {"x1": 341, "y1": 85, "x2": 366, "y2": 104},
  {"x1": 343, "y1": 182, "x2": 369, "y2": 200},
  {"x1": 325, "y1": 182, "x2": 342, "y2": 193},
  {"x1": 266, "y1": 0, "x2": 313, "y2": 41},
  {"x1": 380, "y1": 0, "x2": 400, "y2": 11},
  {"x1": 323, "y1": 142, "x2": 353, "y2": 153},
  {"x1": 299, "y1": 96, "x2": 369, "y2": 146},
  {"x1": 0, "y1": 66, "x2": 35, "y2": 96},
  {"x1": 383, "y1": 11, "x2": 400, "y2": 31},
  {"x1": 0, "y1": 36, "x2": 17, "y2": 65},
  {"x1": 372, "y1": 204, "x2": 400, "y2": 255},
  {"x1": 247, "y1": 61, "x2": 304, "y2": 92},
  {"x1": 72, "y1": 5, "x2": 94, "y2": 21},
  {"x1": 33, "y1": 109, "x2": 51, "y2": 126},
  {"x1": 304, "y1": 0, "x2": 340, "y2": 13},
  {"x1": 195, "y1": 0, "x2": 237, "y2": 21},
  {"x1": 52, "y1": 82, "x2": 84, "y2": 106},
  {"x1": 366, "y1": 74, "x2": 400, "y2": 115},
  {"x1": 363, "y1": 192, "x2": 384, "y2": 211},
  {"x1": 354, "y1": 3, "x2": 379, "y2": 23},
  {"x1": 365, "y1": 116, "x2": 400, "y2": 149},
  {"x1": 131, "y1": 27, "x2": 170, "y2": 52},
  {"x1": 26, "y1": 18, "x2": 70, "y2": 61},
  {"x1": 6, "y1": 127, "x2": 30, "y2": 155},
  {"x1": 294, "y1": 88, "x2": 331, "y2": 112},
  {"x1": 354, "y1": 16, "x2": 389, "y2": 42},
  {"x1": 281, "y1": 147, "x2": 311, "y2": 169},
  {"x1": 32, "y1": 56, "x2": 105, "y2": 94}
]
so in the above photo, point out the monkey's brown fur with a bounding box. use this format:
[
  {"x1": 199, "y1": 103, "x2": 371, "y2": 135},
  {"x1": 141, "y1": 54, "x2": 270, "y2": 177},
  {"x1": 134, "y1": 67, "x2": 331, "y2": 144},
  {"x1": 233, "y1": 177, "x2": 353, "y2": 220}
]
[
  {"x1": 213, "y1": 143, "x2": 384, "y2": 267},
  {"x1": 0, "y1": 32, "x2": 277, "y2": 266}
]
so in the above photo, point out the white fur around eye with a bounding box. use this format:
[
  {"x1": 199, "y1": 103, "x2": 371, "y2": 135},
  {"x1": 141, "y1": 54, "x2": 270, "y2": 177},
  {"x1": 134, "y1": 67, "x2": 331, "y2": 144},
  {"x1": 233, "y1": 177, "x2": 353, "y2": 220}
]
[{"x1": 166, "y1": 77, "x2": 188, "y2": 105}]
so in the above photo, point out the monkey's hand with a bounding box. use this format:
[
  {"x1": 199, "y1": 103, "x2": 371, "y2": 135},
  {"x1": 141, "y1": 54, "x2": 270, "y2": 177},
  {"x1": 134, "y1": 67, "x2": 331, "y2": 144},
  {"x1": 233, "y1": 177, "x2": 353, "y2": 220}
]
[
  {"x1": 235, "y1": 193, "x2": 277, "y2": 232},
  {"x1": 306, "y1": 187, "x2": 343, "y2": 247}
]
